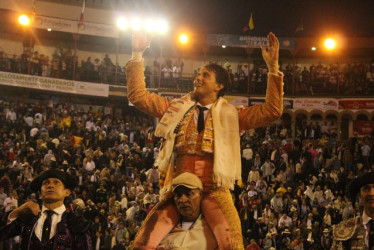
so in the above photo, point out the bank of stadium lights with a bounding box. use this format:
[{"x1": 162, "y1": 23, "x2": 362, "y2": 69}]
[
  {"x1": 116, "y1": 17, "x2": 168, "y2": 34},
  {"x1": 18, "y1": 14, "x2": 30, "y2": 26}
]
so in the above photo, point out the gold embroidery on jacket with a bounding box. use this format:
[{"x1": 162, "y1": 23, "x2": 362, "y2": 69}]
[
  {"x1": 332, "y1": 217, "x2": 368, "y2": 250},
  {"x1": 175, "y1": 107, "x2": 214, "y2": 155}
]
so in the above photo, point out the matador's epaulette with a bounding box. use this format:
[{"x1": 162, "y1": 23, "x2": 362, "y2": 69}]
[{"x1": 332, "y1": 216, "x2": 359, "y2": 241}]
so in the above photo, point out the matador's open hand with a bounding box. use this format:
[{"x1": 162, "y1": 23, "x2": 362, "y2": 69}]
[
  {"x1": 132, "y1": 32, "x2": 152, "y2": 53},
  {"x1": 261, "y1": 32, "x2": 280, "y2": 73}
]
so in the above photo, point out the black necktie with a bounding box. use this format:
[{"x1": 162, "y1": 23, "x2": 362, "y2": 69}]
[
  {"x1": 197, "y1": 106, "x2": 208, "y2": 133},
  {"x1": 369, "y1": 219, "x2": 374, "y2": 249},
  {"x1": 42, "y1": 210, "x2": 54, "y2": 244}
]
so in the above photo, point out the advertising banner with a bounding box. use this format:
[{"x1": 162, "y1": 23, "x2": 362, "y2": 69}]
[
  {"x1": 159, "y1": 92, "x2": 184, "y2": 101},
  {"x1": 249, "y1": 98, "x2": 293, "y2": 109},
  {"x1": 353, "y1": 121, "x2": 374, "y2": 136},
  {"x1": 207, "y1": 34, "x2": 296, "y2": 50},
  {"x1": 293, "y1": 99, "x2": 338, "y2": 110},
  {"x1": 0, "y1": 71, "x2": 109, "y2": 97},
  {"x1": 339, "y1": 100, "x2": 374, "y2": 109},
  {"x1": 33, "y1": 15, "x2": 119, "y2": 38},
  {"x1": 224, "y1": 96, "x2": 249, "y2": 107}
]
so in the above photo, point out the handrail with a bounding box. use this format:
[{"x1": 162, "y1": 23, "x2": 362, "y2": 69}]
[{"x1": 0, "y1": 52, "x2": 373, "y2": 97}]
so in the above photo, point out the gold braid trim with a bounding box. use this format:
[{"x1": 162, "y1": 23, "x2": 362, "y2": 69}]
[
  {"x1": 332, "y1": 217, "x2": 359, "y2": 241},
  {"x1": 211, "y1": 188, "x2": 244, "y2": 250}
]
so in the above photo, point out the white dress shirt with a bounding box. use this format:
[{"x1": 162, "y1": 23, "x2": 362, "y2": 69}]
[
  {"x1": 362, "y1": 210, "x2": 373, "y2": 247},
  {"x1": 35, "y1": 204, "x2": 66, "y2": 241},
  {"x1": 193, "y1": 103, "x2": 213, "y2": 124}
]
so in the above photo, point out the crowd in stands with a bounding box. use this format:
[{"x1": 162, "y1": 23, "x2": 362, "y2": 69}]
[
  {"x1": 282, "y1": 61, "x2": 374, "y2": 96},
  {"x1": 1, "y1": 49, "x2": 374, "y2": 96},
  {"x1": 197, "y1": 58, "x2": 374, "y2": 96},
  {"x1": 0, "y1": 49, "x2": 127, "y2": 84},
  {"x1": 0, "y1": 50, "x2": 186, "y2": 88},
  {"x1": 0, "y1": 96, "x2": 373, "y2": 249},
  {"x1": 238, "y1": 122, "x2": 373, "y2": 249},
  {"x1": 0, "y1": 98, "x2": 158, "y2": 249}
]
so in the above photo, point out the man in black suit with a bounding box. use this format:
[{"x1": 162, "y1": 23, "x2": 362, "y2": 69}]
[{"x1": 0, "y1": 169, "x2": 92, "y2": 249}]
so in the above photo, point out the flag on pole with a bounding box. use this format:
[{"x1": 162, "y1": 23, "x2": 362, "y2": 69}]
[
  {"x1": 249, "y1": 13, "x2": 254, "y2": 30},
  {"x1": 242, "y1": 12, "x2": 254, "y2": 33},
  {"x1": 78, "y1": 0, "x2": 85, "y2": 31}
]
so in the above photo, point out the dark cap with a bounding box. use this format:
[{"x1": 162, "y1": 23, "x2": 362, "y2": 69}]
[
  {"x1": 348, "y1": 172, "x2": 374, "y2": 197},
  {"x1": 30, "y1": 169, "x2": 77, "y2": 192}
]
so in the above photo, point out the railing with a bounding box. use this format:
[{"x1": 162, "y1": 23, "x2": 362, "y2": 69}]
[{"x1": 0, "y1": 52, "x2": 373, "y2": 97}]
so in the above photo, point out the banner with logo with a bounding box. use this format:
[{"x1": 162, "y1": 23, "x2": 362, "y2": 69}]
[
  {"x1": 33, "y1": 15, "x2": 119, "y2": 38},
  {"x1": 339, "y1": 100, "x2": 374, "y2": 109},
  {"x1": 207, "y1": 34, "x2": 296, "y2": 50},
  {"x1": 353, "y1": 121, "x2": 374, "y2": 136},
  {"x1": 0, "y1": 71, "x2": 109, "y2": 97},
  {"x1": 249, "y1": 98, "x2": 293, "y2": 109},
  {"x1": 293, "y1": 99, "x2": 338, "y2": 110}
]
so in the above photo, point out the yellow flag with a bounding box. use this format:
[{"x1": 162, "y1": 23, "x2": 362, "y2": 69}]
[{"x1": 249, "y1": 13, "x2": 254, "y2": 30}]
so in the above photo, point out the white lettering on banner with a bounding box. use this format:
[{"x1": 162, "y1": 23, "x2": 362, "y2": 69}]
[
  {"x1": 0, "y1": 71, "x2": 109, "y2": 97},
  {"x1": 239, "y1": 36, "x2": 268, "y2": 47}
]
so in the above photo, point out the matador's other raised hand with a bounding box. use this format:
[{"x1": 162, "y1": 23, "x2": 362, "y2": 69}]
[
  {"x1": 132, "y1": 32, "x2": 152, "y2": 53},
  {"x1": 261, "y1": 32, "x2": 280, "y2": 73}
]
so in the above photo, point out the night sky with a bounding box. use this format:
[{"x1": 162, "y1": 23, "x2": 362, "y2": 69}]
[{"x1": 152, "y1": 0, "x2": 374, "y2": 37}]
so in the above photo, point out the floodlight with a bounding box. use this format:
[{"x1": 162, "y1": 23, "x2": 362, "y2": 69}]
[
  {"x1": 116, "y1": 17, "x2": 128, "y2": 30},
  {"x1": 130, "y1": 18, "x2": 142, "y2": 31},
  {"x1": 157, "y1": 20, "x2": 168, "y2": 34},
  {"x1": 324, "y1": 38, "x2": 336, "y2": 50},
  {"x1": 144, "y1": 19, "x2": 156, "y2": 33},
  {"x1": 18, "y1": 14, "x2": 30, "y2": 26},
  {"x1": 179, "y1": 34, "x2": 188, "y2": 44}
]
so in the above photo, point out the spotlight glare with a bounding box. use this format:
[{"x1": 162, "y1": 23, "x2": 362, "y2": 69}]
[
  {"x1": 222, "y1": 45, "x2": 226, "y2": 48},
  {"x1": 18, "y1": 14, "x2": 30, "y2": 26},
  {"x1": 144, "y1": 19, "x2": 156, "y2": 33},
  {"x1": 179, "y1": 34, "x2": 188, "y2": 44},
  {"x1": 311, "y1": 47, "x2": 316, "y2": 51},
  {"x1": 157, "y1": 20, "x2": 168, "y2": 34},
  {"x1": 130, "y1": 18, "x2": 142, "y2": 31},
  {"x1": 47, "y1": 28, "x2": 52, "y2": 32},
  {"x1": 324, "y1": 38, "x2": 336, "y2": 50},
  {"x1": 116, "y1": 17, "x2": 128, "y2": 30}
]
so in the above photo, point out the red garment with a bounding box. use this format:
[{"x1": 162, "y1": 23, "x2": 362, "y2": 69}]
[
  {"x1": 308, "y1": 148, "x2": 317, "y2": 163},
  {"x1": 246, "y1": 243, "x2": 261, "y2": 250},
  {"x1": 284, "y1": 142, "x2": 292, "y2": 153}
]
